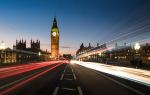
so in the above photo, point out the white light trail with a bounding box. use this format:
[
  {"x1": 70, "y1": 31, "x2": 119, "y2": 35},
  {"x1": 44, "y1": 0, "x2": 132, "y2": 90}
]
[{"x1": 71, "y1": 60, "x2": 150, "y2": 87}]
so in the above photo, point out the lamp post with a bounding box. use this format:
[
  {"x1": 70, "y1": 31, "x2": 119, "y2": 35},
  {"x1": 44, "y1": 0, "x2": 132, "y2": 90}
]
[{"x1": 134, "y1": 43, "x2": 140, "y2": 68}]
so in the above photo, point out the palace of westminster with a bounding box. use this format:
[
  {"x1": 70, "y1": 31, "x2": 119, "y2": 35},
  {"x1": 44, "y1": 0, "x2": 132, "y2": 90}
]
[{"x1": 0, "y1": 17, "x2": 60, "y2": 64}]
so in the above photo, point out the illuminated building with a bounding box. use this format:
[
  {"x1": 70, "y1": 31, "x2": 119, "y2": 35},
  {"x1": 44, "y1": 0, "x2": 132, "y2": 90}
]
[
  {"x1": 51, "y1": 17, "x2": 59, "y2": 59},
  {"x1": 0, "y1": 39, "x2": 50, "y2": 64},
  {"x1": 76, "y1": 42, "x2": 150, "y2": 67},
  {"x1": 76, "y1": 43, "x2": 93, "y2": 55},
  {"x1": 16, "y1": 39, "x2": 50, "y2": 63},
  {"x1": 76, "y1": 43, "x2": 104, "y2": 62},
  {"x1": 0, "y1": 48, "x2": 16, "y2": 64},
  {"x1": 0, "y1": 41, "x2": 16, "y2": 64},
  {"x1": 104, "y1": 43, "x2": 150, "y2": 66}
]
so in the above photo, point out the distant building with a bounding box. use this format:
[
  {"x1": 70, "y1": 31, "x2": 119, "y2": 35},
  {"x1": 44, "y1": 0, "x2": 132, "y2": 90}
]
[
  {"x1": 16, "y1": 39, "x2": 40, "y2": 52},
  {"x1": 77, "y1": 43, "x2": 107, "y2": 62},
  {"x1": 105, "y1": 43, "x2": 150, "y2": 65},
  {"x1": 30, "y1": 40, "x2": 40, "y2": 52},
  {"x1": 0, "y1": 40, "x2": 50, "y2": 64},
  {"x1": 76, "y1": 42, "x2": 150, "y2": 67},
  {"x1": 14, "y1": 39, "x2": 41, "y2": 63},
  {"x1": 76, "y1": 43, "x2": 93, "y2": 55},
  {"x1": 0, "y1": 48, "x2": 16, "y2": 64},
  {"x1": 0, "y1": 41, "x2": 16, "y2": 64},
  {"x1": 16, "y1": 40, "x2": 26, "y2": 50}
]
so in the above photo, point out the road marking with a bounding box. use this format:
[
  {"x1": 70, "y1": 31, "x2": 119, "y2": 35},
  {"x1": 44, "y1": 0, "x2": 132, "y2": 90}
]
[
  {"x1": 73, "y1": 73, "x2": 77, "y2": 80},
  {"x1": 77, "y1": 86, "x2": 84, "y2": 95},
  {"x1": 70, "y1": 65, "x2": 76, "y2": 80},
  {"x1": 60, "y1": 65, "x2": 68, "y2": 80},
  {"x1": 92, "y1": 70, "x2": 146, "y2": 95},
  {"x1": 64, "y1": 65, "x2": 67, "y2": 73},
  {"x1": 60, "y1": 73, "x2": 64, "y2": 80},
  {"x1": 52, "y1": 87, "x2": 59, "y2": 95},
  {"x1": 64, "y1": 78, "x2": 73, "y2": 80},
  {"x1": 71, "y1": 67, "x2": 74, "y2": 73},
  {"x1": 62, "y1": 87, "x2": 76, "y2": 91}
]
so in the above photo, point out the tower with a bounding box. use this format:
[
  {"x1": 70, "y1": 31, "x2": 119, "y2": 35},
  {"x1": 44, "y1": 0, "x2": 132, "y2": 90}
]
[
  {"x1": 16, "y1": 40, "x2": 26, "y2": 50},
  {"x1": 31, "y1": 40, "x2": 40, "y2": 52},
  {"x1": 51, "y1": 17, "x2": 59, "y2": 59}
]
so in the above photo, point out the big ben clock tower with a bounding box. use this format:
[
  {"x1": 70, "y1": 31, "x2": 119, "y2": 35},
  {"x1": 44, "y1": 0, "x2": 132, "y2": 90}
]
[{"x1": 51, "y1": 17, "x2": 59, "y2": 59}]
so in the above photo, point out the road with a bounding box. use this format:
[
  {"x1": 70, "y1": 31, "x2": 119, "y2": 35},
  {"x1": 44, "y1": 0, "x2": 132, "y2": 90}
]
[
  {"x1": 0, "y1": 61, "x2": 149, "y2": 95},
  {"x1": 0, "y1": 61, "x2": 65, "y2": 95},
  {"x1": 71, "y1": 63, "x2": 149, "y2": 95}
]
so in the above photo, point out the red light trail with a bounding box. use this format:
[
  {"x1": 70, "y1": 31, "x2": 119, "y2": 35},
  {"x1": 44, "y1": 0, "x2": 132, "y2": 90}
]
[
  {"x1": 0, "y1": 61, "x2": 61, "y2": 79},
  {"x1": 0, "y1": 61, "x2": 65, "y2": 95}
]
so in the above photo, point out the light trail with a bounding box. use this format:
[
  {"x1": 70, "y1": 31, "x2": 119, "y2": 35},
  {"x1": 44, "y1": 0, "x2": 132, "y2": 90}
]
[
  {"x1": 0, "y1": 63, "x2": 35, "y2": 71},
  {"x1": 106, "y1": 25, "x2": 150, "y2": 45},
  {"x1": 100, "y1": 2, "x2": 150, "y2": 46},
  {"x1": 0, "y1": 62, "x2": 63, "y2": 95},
  {"x1": 0, "y1": 61, "x2": 62, "y2": 79},
  {"x1": 71, "y1": 60, "x2": 150, "y2": 87},
  {"x1": 0, "y1": 64, "x2": 41, "y2": 74}
]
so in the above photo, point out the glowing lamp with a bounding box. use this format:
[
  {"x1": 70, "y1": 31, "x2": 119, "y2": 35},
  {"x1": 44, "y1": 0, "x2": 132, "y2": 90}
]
[
  {"x1": 38, "y1": 52, "x2": 41, "y2": 56},
  {"x1": 134, "y1": 43, "x2": 140, "y2": 50},
  {"x1": 0, "y1": 41, "x2": 6, "y2": 50},
  {"x1": 98, "y1": 52, "x2": 102, "y2": 56}
]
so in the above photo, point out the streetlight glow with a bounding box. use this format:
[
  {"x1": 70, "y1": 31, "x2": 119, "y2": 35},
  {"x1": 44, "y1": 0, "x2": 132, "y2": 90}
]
[
  {"x1": 134, "y1": 43, "x2": 140, "y2": 50},
  {"x1": 0, "y1": 41, "x2": 6, "y2": 50},
  {"x1": 38, "y1": 52, "x2": 41, "y2": 56},
  {"x1": 98, "y1": 52, "x2": 102, "y2": 56}
]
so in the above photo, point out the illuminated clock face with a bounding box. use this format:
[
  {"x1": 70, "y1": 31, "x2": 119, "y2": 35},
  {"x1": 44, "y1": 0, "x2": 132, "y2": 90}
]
[{"x1": 52, "y1": 32, "x2": 56, "y2": 36}]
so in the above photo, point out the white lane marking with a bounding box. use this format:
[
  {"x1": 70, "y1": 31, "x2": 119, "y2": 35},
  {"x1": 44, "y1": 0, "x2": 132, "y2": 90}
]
[
  {"x1": 73, "y1": 73, "x2": 77, "y2": 80},
  {"x1": 92, "y1": 70, "x2": 146, "y2": 95},
  {"x1": 71, "y1": 67, "x2": 74, "y2": 73},
  {"x1": 64, "y1": 78, "x2": 73, "y2": 80},
  {"x1": 77, "y1": 86, "x2": 84, "y2": 95},
  {"x1": 70, "y1": 65, "x2": 77, "y2": 80},
  {"x1": 62, "y1": 87, "x2": 76, "y2": 91},
  {"x1": 60, "y1": 73, "x2": 64, "y2": 80},
  {"x1": 64, "y1": 65, "x2": 67, "y2": 73},
  {"x1": 52, "y1": 87, "x2": 59, "y2": 95},
  {"x1": 60, "y1": 65, "x2": 68, "y2": 80}
]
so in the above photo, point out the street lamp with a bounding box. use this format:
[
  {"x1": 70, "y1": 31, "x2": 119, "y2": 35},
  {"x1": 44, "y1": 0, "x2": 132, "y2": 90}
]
[
  {"x1": 38, "y1": 52, "x2": 41, "y2": 56},
  {"x1": 38, "y1": 52, "x2": 41, "y2": 61},
  {"x1": 134, "y1": 43, "x2": 141, "y2": 68},
  {"x1": 134, "y1": 43, "x2": 140, "y2": 51}
]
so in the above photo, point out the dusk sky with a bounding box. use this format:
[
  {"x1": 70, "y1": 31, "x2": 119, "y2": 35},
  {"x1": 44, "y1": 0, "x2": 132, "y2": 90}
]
[{"x1": 0, "y1": 0, "x2": 150, "y2": 54}]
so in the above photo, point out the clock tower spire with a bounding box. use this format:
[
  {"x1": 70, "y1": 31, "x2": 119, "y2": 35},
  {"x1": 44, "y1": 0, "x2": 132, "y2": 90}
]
[
  {"x1": 52, "y1": 16, "x2": 58, "y2": 28},
  {"x1": 51, "y1": 17, "x2": 59, "y2": 59}
]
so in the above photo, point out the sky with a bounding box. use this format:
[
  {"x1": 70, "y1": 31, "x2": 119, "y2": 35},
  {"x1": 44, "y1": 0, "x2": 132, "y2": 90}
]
[{"x1": 0, "y1": 0, "x2": 150, "y2": 55}]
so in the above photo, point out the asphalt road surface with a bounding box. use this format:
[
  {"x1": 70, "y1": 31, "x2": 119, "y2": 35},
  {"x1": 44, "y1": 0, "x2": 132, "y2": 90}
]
[
  {"x1": 0, "y1": 61, "x2": 149, "y2": 95},
  {"x1": 71, "y1": 63, "x2": 149, "y2": 95}
]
